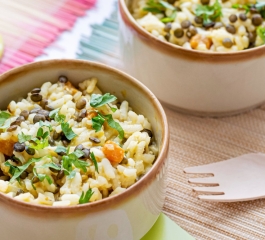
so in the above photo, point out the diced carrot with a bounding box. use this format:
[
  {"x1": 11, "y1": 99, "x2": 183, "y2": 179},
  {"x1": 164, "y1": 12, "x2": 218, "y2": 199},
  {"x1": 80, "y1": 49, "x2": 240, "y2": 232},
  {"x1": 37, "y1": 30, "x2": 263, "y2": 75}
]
[
  {"x1": 202, "y1": 37, "x2": 212, "y2": 49},
  {"x1": 190, "y1": 34, "x2": 201, "y2": 49},
  {"x1": 65, "y1": 81, "x2": 78, "y2": 95},
  {"x1": 102, "y1": 140, "x2": 124, "y2": 164},
  {"x1": 0, "y1": 139, "x2": 15, "y2": 156},
  {"x1": 190, "y1": 34, "x2": 212, "y2": 49},
  {"x1": 87, "y1": 111, "x2": 98, "y2": 120}
]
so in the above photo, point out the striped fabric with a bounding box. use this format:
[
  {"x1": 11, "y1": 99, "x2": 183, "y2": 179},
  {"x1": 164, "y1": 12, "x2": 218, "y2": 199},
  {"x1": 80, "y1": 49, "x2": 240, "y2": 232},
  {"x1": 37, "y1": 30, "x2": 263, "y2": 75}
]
[{"x1": 0, "y1": 0, "x2": 96, "y2": 73}]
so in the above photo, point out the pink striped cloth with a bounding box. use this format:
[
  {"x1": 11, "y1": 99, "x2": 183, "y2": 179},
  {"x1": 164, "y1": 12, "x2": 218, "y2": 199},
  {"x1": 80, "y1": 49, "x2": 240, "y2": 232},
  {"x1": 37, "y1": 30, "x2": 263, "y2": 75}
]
[{"x1": 0, "y1": 0, "x2": 97, "y2": 73}]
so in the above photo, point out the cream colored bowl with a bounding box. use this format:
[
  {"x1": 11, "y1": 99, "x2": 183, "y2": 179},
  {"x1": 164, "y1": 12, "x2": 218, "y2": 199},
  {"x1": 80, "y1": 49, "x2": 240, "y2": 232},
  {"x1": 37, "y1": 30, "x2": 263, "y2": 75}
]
[
  {"x1": 119, "y1": 0, "x2": 265, "y2": 116},
  {"x1": 0, "y1": 59, "x2": 169, "y2": 240}
]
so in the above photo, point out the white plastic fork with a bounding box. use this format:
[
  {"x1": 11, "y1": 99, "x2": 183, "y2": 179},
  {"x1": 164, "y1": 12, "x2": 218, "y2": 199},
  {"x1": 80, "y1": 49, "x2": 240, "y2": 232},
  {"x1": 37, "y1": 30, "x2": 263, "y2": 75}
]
[{"x1": 183, "y1": 153, "x2": 265, "y2": 202}]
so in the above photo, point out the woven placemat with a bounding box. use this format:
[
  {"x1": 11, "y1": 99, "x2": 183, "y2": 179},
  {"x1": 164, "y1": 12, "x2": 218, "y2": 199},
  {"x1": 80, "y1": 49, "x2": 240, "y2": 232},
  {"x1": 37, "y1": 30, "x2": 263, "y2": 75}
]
[{"x1": 165, "y1": 106, "x2": 265, "y2": 240}]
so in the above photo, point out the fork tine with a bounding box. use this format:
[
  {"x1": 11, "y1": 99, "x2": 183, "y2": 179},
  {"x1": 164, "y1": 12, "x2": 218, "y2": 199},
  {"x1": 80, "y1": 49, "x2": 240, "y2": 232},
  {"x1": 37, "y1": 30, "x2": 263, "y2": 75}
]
[
  {"x1": 193, "y1": 186, "x2": 224, "y2": 195},
  {"x1": 188, "y1": 177, "x2": 218, "y2": 185},
  {"x1": 198, "y1": 194, "x2": 228, "y2": 202},
  {"x1": 184, "y1": 164, "x2": 214, "y2": 174}
]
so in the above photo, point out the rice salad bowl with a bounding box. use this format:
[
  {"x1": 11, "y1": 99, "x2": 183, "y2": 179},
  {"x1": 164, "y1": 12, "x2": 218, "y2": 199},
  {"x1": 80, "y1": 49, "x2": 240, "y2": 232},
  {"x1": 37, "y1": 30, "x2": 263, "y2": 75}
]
[
  {"x1": 0, "y1": 75, "x2": 158, "y2": 207},
  {"x1": 133, "y1": 0, "x2": 265, "y2": 52},
  {"x1": 0, "y1": 60, "x2": 169, "y2": 240},
  {"x1": 119, "y1": 0, "x2": 265, "y2": 116}
]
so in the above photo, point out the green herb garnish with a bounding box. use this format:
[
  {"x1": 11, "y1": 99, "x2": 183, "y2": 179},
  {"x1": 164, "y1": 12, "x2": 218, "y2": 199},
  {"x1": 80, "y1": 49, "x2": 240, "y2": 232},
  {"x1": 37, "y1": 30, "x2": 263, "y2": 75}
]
[
  {"x1": 91, "y1": 114, "x2": 105, "y2": 132},
  {"x1": 31, "y1": 168, "x2": 53, "y2": 190},
  {"x1": 79, "y1": 189, "x2": 94, "y2": 204},
  {"x1": 61, "y1": 122, "x2": 77, "y2": 140},
  {"x1": 29, "y1": 126, "x2": 50, "y2": 150},
  {"x1": 232, "y1": 3, "x2": 250, "y2": 13},
  {"x1": 257, "y1": 26, "x2": 265, "y2": 43},
  {"x1": 90, "y1": 93, "x2": 117, "y2": 108},
  {"x1": 36, "y1": 163, "x2": 61, "y2": 171},
  {"x1": 143, "y1": 0, "x2": 177, "y2": 23},
  {"x1": 91, "y1": 113, "x2": 124, "y2": 139},
  {"x1": 18, "y1": 132, "x2": 32, "y2": 143},
  {"x1": 0, "y1": 111, "x2": 10, "y2": 126},
  {"x1": 5, "y1": 157, "x2": 42, "y2": 182},
  {"x1": 195, "y1": 0, "x2": 222, "y2": 24},
  {"x1": 0, "y1": 111, "x2": 11, "y2": 130},
  {"x1": 90, "y1": 152, "x2": 98, "y2": 173},
  {"x1": 256, "y1": 2, "x2": 265, "y2": 18},
  {"x1": 62, "y1": 150, "x2": 89, "y2": 178},
  {"x1": 55, "y1": 146, "x2": 68, "y2": 155},
  {"x1": 49, "y1": 108, "x2": 60, "y2": 119},
  {"x1": 143, "y1": 0, "x2": 175, "y2": 13},
  {"x1": 161, "y1": 11, "x2": 177, "y2": 23}
]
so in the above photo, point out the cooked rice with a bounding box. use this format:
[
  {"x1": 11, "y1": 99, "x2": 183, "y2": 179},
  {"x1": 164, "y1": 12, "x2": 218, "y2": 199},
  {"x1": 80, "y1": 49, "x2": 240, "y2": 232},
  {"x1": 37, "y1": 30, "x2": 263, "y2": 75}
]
[{"x1": 0, "y1": 77, "x2": 158, "y2": 206}]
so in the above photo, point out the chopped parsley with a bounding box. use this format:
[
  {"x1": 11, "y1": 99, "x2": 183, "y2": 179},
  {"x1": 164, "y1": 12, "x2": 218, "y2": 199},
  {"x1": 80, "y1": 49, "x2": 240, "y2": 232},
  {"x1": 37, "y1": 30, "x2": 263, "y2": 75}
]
[
  {"x1": 18, "y1": 132, "x2": 32, "y2": 143},
  {"x1": 195, "y1": 0, "x2": 222, "y2": 24},
  {"x1": 61, "y1": 150, "x2": 89, "y2": 178},
  {"x1": 91, "y1": 113, "x2": 124, "y2": 139},
  {"x1": 31, "y1": 168, "x2": 53, "y2": 190},
  {"x1": 143, "y1": 0, "x2": 177, "y2": 23},
  {"x1": 232, "y1": 4, "x2": 250, "y2": 13},
  {"x1": 257, "y1": 26, "x2": 265, "y2": 43},
  {"x1": 55, "y1": 146, "x2": 68, "y2": 155},
  {"x1": 91, "y1": 114, "x2": 105, "y2": 132},
  {"x1": 143, "y1": 0, "x2": 175, "y2": 13},
  {"x1": 90, "y1": 152, "x2": 98, "y2": 173},
  {"x1": 0, "y1": 111, "x2": 11, "y2": 130},
  {"x1": 90, "y1": 93, "x2": 117, "y2": 108},
  {"x1": 61, "y1": 122, "x2": 77, "y2": 140},
  {"x1": 5, "y1": 157, "x2": 42, "y2": 183},
  {"x1": 49, "y1": 108, "x2": 76, "y2": 140},
  {"x1": 79, "y1": 189, "x2": 94, "y2": 204},
  {"x1": 0, "y1": 111, "x2": 11, "y2": 126}
]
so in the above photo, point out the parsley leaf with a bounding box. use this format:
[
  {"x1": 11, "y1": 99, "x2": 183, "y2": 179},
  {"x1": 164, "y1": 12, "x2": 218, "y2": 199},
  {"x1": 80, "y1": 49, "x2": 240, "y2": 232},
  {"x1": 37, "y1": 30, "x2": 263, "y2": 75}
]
[
  {"x1": 257, "y1": 26, "x2": 265, "y2": 43},
  {"x1": 62, "y1": 150, "x2": 89, "y2": 177},
  {"x1": 161, "y1": 11, "x2": 177, "y2": 23},
  {"x1": 195, "y1": 0, "x2": 222, "y2": 24},
  {"x1": 91, "y1": 114, "x2": 105, "y2": 132},
  {"x1": 49, "y1": 108, "x2": 60, "y2": 119},
  {"x1": 39, "y1": 121, "x2": 52, "y2": 131},
  {"x1": 30, "y1": 137, "x2": 49, "y2": 150},
  {"x1": 55, "y1": 146, "x2": 68, "y2": 155},
  {"x1": 92, "y1": 113, "x2": 124, "y2": 139},
  {"x1": 5, "y1": 157, "x2": 42, "y2": 182},
  {"x1": 35, "y1": 163, "x2": 61, "y2": 171},
  {"x1": 100, "y1": 113, "x2": 124, "y2": 139},
  {"x1": 31, "y1": 168, "x2": 53, "y2": 189},
  {"x1": 256, "y1": 2, "x2": 265, "y2": 18},
  {"x1": 79, "y1": 189, "x2": 94, "y2": 204},
  {"x1": 18, "y1": 132, "x2": 32, "y2": 143},
  {"x1": 232, "y1": 4, "x2": 250, "y2": 13},
  {"x1": 143, "y1": 0, "x2": 175, "y2": 13},
  {"x1": 55, "y1": 114, "x2": 66, "y2": 123},
  {"x1": 90, "y1": 93, "x2": 117, "y2": 108},
  {"x1": 0, "y1": 111, "x2": 11, "y2": 126},
  {"x1": 90, "y1": 152, "x2": 98, "y2": 173},
  {"x1": 61, "y1": 122, "x2": 77, "y2": 140}
]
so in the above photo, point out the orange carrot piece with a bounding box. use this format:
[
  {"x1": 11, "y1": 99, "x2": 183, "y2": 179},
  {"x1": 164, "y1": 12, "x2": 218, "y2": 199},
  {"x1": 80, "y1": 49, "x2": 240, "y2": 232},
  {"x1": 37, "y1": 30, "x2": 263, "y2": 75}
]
[
  {"x1": 102, "y1": 140, "x2": 124, "y2": 164},
  {"x1": 87, "y1": 111, "x2": 97, "y2": 120}
]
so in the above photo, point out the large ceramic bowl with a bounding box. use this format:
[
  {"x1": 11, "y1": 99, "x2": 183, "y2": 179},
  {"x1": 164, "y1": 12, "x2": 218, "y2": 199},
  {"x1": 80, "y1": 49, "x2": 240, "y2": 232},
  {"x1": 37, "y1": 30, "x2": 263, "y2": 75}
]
[
  {"x1": 0, "y1": 59, "x2": 169, "y2": 240},
  {"x1": 119, "y1": 0, "x2": 265, "y2": 116}
]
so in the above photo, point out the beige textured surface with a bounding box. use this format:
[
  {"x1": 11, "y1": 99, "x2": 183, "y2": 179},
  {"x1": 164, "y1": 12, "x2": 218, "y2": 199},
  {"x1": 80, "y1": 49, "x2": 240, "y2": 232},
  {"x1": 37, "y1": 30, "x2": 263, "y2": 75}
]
[{"x1": 163, "y1": 106, "x2": 265, "y2": 240}]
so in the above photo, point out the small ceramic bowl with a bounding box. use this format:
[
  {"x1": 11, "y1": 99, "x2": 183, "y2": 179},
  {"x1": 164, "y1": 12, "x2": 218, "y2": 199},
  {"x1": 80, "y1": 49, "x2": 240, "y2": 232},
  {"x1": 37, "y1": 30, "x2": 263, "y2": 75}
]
[
  {"x1": 0, "y1": 59, "x2": 169, "y2": 240},
  {"x1": 119, "y1": 0, "x2": 265, "y2": 117}
]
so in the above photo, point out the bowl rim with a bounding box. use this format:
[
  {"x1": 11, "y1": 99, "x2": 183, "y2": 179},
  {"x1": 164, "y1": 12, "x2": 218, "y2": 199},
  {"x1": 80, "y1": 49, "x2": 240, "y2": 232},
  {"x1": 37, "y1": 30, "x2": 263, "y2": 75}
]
[
  {"x1": 0, "y1": 59, "x2": 169, "y2": 214},
  {"x1": 118, "y1": 0, "x2": 265, "y2": 61}
]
